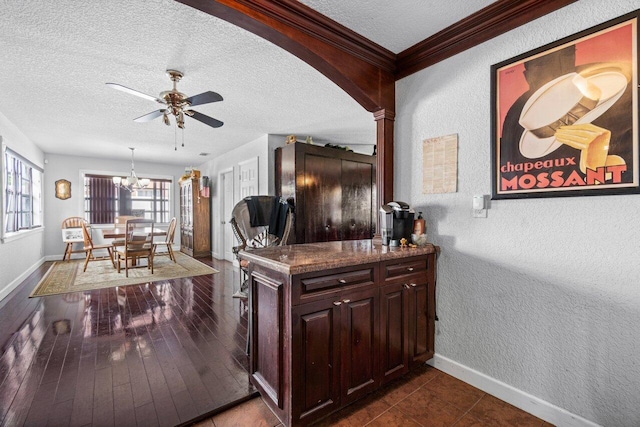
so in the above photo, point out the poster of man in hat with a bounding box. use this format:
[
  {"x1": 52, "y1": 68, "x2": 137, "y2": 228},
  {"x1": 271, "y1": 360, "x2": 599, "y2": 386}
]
[{"x1": 491, "y1": 12, "x2": 638, "y2": 199}]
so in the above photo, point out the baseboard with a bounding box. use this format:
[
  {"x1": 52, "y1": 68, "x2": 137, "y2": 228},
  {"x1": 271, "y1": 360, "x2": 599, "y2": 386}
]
[
  {"x1": 428, "y1": 354, "x2": 600, "y2": 427},
  {"x1": 0, "y1": 256, "x2": 46, "y2": 302}
]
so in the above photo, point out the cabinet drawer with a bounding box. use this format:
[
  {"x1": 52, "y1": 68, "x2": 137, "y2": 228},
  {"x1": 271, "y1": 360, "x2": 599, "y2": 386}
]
[
  {"x1": 384, "y1": 258, "x2": 428, "y2": 280},
  {"x1": 293, "y1": 266, "x2": 376, "y2": 305}
]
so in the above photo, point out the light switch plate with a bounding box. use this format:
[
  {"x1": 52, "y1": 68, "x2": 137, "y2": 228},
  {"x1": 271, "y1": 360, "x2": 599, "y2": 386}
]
[{"x1": 472, "y1": 195, "x2": 484, "y2": 210}]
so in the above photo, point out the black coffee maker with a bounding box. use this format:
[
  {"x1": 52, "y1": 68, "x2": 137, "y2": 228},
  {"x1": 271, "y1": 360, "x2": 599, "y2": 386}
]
[{"x1": 379, "y1": 201, "x2": 415, "y2": 246}]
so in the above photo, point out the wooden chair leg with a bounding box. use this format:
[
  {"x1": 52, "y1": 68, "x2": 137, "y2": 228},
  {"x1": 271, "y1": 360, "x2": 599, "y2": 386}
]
[
  {"x1": 107, "y1": 248, "x2": 115, "y2": 268},
  {"x1": 168, "y1": 245, "x2": 176, "y2": 262},
  {"x1": 63, "y1": 243, "x2": 71, "y2": 261},
  {"x1": 83, "y1": 250, "x2": 91, "y2": 272}
]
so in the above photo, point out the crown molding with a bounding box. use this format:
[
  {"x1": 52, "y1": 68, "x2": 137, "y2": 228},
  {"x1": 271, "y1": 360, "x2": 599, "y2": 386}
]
[
  {"x1": 395, "y1": 0, "x2": 577, "y2": 80},
  {"x1": 238, "y1": 0, "x2": 397, "y2": 73}
]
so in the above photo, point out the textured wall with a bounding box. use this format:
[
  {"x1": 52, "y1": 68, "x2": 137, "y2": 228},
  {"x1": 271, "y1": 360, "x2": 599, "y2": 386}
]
[
  {"x1": 200, "y1": 134, "x2": 274, "y2": 259},
  {"x1": 395, "y1": 1, "x2": 640, "y2": 425},
  {"x1": 0, "y1": 111, "x2": 45, "y2": 299}
]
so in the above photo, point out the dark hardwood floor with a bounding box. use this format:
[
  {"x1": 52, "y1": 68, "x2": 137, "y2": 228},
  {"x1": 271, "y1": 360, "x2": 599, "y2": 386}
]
[{"x1": 0, "y1": 256, "x2": 256, "y2": 427}]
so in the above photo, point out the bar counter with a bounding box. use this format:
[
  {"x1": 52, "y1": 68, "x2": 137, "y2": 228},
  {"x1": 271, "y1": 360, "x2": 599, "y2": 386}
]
[
  {"x1": 239, "y1": 239, "x2": 438, "y2": 275},
  {"x1": 238, "y1": 238, "x2": 438, "y2": 426}
]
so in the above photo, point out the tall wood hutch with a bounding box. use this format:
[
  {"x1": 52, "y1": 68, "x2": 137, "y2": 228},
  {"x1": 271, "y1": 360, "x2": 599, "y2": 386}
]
[
  {"x1": 179, "y1": 177, "x2": 210, "y2": 257},
  {"x1": 275, "y1": 143, "x2": 376, "y2": 244}
]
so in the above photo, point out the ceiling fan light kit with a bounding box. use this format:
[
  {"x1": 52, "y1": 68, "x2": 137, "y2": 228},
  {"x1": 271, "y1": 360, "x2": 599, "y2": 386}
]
[{"x1": 106, "y1": 69, "x2": 224, "y2": 148}]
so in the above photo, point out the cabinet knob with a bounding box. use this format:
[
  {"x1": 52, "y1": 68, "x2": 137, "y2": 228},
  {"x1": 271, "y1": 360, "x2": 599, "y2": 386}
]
[
  {"x1": 338, "y1": 279, "x2": 347, "y2": 284},
  {"x1": 325, "y1": 224, "x2": 331, "y2": 229},
  {"x1": 333, "y1": 301, "x2": 342, "y2": 306},
  {"x1": 342, "y1": 299, "x2": 350, "y2": 304},
  {"x1": 407, "y1": 267, "x2": 414, "y2": 272},
  {"x1": 403, "y1": 284, "x2": 410, "y2": 289},
  {"x1": 410, "y1": 283, "x2": 417, "y2": 287}
]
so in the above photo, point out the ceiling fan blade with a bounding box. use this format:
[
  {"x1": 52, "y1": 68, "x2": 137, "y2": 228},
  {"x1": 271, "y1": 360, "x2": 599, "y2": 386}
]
[
  {"x1": 106, "y1": 83, "x2": 164, "y2": 104},
  {"x1": 189, "y1": 110, "x2": 224, "y2": 128},
  {"x1": 186, "y1": 91, "x2": 223, "y2": 106},
  {"x1": 133, "y1": 109, "x2": 166, "y2": 122}
]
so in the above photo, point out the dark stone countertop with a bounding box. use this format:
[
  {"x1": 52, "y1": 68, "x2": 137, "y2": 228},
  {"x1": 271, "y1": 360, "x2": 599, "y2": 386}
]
[{"x1": 239, "y1": 239, "x2": 438, "y2": 275}]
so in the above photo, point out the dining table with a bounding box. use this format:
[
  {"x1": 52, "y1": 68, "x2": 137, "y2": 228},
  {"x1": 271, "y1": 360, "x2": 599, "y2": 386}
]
[
  {"x1": 102, "y1": 226, "x2": 167, "y2": 268},
  {"x1": 102, "y1": 227, "x2": 166, "y2": 239}
]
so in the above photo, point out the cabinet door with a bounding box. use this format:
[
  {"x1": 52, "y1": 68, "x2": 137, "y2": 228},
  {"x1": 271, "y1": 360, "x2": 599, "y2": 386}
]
[
  {"x1": 408, "y1": 281, "x2": 431, "y2": 366},
  {"x1": 251, "y1": 272, "x2": 284, "y2": 409},
  {"x1": 291, "y1": 298, "x2": 341, "y2": 423},
  {"x1": 303, "y1": 154, "x2": 342, "y2": 242},
  {"x1": 341, "y1": 159, "x2": 374, "y2": 240},
  {"x1": 380, "y1": 282, "x2": 409, "y2": 384},
  {"x1": 340, "y1": 287, "x2": 379, "y2": 405}
]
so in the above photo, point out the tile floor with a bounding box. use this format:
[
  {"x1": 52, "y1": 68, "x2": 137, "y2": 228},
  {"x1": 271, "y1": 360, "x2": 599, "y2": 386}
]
[{"x1": 193, "y1": 364, "x2": 553, "y2": 427}]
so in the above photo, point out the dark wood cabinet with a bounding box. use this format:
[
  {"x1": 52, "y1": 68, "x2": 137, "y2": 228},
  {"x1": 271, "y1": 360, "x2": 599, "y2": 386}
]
[
  {"x1": 291, "y1": 298, "x2": 341, "y2": 422},
  {"x1": 244, "y1": 244, "x2": 436, "y2": 426},
  {"x1": 339, "y1": 287, "x2": 379, "y2": 405},
  {"x1": 179, "y1": 178, "x2": 211, "y2": 257},
  {"x1": 379, "y1": 282, "x2": 409, "y2": 384},
  {"x1": 380, "y1": 256, "x2": 435, "y2": 379},
  {"x1": 276, "y1": 143, "x2": 376, "y2": 243}
]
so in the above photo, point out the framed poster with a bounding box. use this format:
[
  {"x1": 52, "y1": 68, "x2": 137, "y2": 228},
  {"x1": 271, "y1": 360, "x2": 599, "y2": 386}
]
[{"x1": 491, "y1": 11, "x2": 639, "y2": 199}]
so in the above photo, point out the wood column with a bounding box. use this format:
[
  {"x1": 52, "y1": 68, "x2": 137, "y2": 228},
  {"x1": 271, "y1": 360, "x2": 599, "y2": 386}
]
[{"x1": 374, "y1": 109, "x2": 395, "y2": 206}]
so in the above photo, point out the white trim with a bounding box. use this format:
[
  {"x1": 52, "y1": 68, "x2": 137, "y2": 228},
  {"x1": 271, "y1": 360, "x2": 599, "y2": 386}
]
[
  {"x1": 1, "y1": 226, "x2": 45, "y2": 243},
  {"x1": 428, "y1": 354, "x2": 601, "y2": 427},
  {"x1": 217, "y1": 167, "x2": 234, "y2": 261},
  {"x1": 2, "y1": 143, "x2": 45, "y2": 242},
  {"x1": 79, "y1": 169, "x2": 176, "y2": 221},
  {"x1": 0, "y1": 256, "x2": 45, "y2": 302},
  {"x1": 79, "y1": 168, "x2": 174, "y2": 181}
]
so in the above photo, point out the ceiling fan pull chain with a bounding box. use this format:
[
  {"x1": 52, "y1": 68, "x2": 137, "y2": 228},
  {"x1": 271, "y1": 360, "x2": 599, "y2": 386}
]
[
  {"x1": 174, "y1": 123, "x2": 177, "y2": 151},
  {"x1": 182, "y1": 126, "x2": 185, "y2": 148}
]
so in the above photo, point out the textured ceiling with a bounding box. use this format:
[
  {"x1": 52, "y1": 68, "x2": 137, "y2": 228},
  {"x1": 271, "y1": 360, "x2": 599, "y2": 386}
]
[
  {"x1": 298, "y1": 0, "x2": 496, "y2": 53},
  {"x1": 0, "y1": 0, "x2": 494, "y2": 166}
]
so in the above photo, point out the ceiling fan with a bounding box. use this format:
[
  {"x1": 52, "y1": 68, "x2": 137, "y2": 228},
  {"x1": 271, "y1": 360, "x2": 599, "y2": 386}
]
[{"x1": 106, "y1": 69, "x2": 223, "y2": 129}]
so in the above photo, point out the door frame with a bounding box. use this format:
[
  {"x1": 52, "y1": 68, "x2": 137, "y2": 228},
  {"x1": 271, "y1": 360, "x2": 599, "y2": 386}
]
[{"x1": 217, "y1": 167, "x2": 235, "y2": 262}]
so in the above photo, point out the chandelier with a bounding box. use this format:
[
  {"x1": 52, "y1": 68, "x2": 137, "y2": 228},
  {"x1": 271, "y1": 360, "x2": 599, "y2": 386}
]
[{"x1": 112, "y1": 147, "x2": 150, "y2": 191}]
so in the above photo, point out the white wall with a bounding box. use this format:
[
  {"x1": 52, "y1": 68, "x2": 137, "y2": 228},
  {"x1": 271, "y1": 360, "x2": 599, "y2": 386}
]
[
  {"x1": 199, "y1": 134, "x2": 285, "y2": 259},
  {"x1": 395, "y1": 1, "x2": 639, "y2": 426},
  {"x1": 0, "y1": 112, "x2": 45, "y2": 300},
  {"x1": 43, "y1": 153, "x2": 185, "y2": 259}
]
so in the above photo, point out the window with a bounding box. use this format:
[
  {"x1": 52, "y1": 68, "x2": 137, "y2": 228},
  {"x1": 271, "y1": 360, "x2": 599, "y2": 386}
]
[
  {"x1": 83, "y1": 174, "x2": 171, "y2": 224},
  {"x1": 2, "y1": 147, "x2": 43, "y2": 236}
]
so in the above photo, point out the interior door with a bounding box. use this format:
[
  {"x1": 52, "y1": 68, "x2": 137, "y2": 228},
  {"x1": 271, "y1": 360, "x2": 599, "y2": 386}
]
[
  {"x1": 222, "y1": 170, "x2": 235, "y2": 262},
  {"x1": 239, "y1": 156, "x2": 259, "y2": 199}
]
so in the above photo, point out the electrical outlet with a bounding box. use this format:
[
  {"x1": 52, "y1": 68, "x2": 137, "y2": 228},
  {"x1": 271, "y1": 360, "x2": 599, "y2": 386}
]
[{"x1": 472, "y1": 208, "x2": 487, "y2": 218}]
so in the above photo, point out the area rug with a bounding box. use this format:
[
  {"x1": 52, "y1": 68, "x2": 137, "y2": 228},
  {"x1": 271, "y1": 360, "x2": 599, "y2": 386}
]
[{"x1": 30, "y1": 252, "x2": 218, "y2": 297}]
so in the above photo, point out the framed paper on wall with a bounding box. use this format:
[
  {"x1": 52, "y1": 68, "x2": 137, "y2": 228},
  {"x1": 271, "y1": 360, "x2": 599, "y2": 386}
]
[{"x1": 491, "y1": 11, "x2": 639, "y2": 200}]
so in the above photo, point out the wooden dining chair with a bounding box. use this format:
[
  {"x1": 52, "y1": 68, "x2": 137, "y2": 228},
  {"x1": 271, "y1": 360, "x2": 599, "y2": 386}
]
[
  {"x1": 153, "y1": 217, "x2": 177, "y2": 262},
  {"x1": 61, "y1": 217, "x2": 88, "y2": 261},
  {"x1": 114, "y1": 218, "x2": 154, "y2": 277},
  {"x1": 81, "y1": 222, "x2": 116, "y2": 272},
  {"x1": 111, "y1": 215, "x2": 137, "y2": 247}
]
